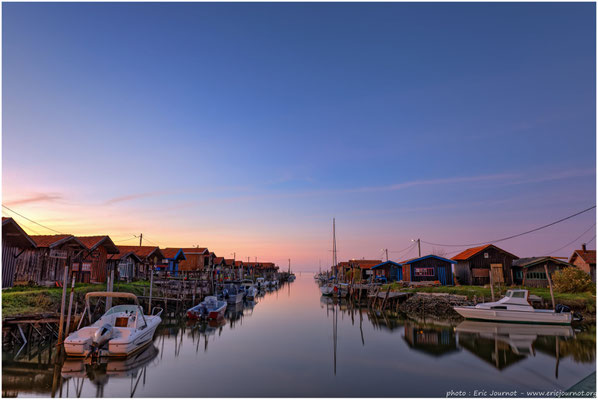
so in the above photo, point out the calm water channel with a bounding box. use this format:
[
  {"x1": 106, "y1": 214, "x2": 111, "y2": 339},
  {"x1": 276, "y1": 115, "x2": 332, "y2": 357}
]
[{"x1": 3, "y1": 275, "x2": 596, "y2": 397}]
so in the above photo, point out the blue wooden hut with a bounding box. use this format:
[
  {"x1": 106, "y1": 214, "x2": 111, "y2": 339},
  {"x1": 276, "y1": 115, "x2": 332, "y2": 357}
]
[
  {"x1": 371, "y1": 261, "x2": 402, "y2": 281},
  {"x1": 400, "y1": 255, "x2": 456, "y2": 285}
]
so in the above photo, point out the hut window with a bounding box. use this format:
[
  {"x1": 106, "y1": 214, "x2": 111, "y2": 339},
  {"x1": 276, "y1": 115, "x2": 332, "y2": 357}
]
[
  {"x1": 527, "y1": 272, "x2": 547, "y2": 280},
  {"x1": 515, "y1": 270, "x2": 523, "y2": 279},
  {"x1": 414, "y1": 267, "x2": 434, "y2": 277}
]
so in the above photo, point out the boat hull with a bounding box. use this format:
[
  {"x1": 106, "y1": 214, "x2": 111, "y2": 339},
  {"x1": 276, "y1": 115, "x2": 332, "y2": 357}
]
[
  {"x1": 453, "y1": 306, "x2": 572, "y2": 325},
  {"x1": 64, "y1": 316, "x2": 162, "y2": 357}
]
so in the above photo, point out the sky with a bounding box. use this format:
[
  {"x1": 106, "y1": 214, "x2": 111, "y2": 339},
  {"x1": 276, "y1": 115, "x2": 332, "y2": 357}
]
[{"x1": 2, "y1": 2, "x2": 596, "y2": 271}]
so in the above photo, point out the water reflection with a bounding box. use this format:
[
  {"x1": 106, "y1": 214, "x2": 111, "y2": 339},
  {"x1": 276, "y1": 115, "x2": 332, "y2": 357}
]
[
  {"x1": 60, "y1": 344, "x2": 158, "y2": 397},
  {"x1": 2, "y1": 277, "x2": 595, "y2": 397}
]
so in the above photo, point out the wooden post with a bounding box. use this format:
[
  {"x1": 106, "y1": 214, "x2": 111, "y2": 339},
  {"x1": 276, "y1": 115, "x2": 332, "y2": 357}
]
[
  {"x1": 65, "y1": 274, "x2": 76, "y2": 337},
  {"x1": 148, "y1": 266, "x2": 154, "y2": 315},
  {"x1": 489, "y1": 269, "x2": 495, "y2": 302},
  {"x1": 545, "y1": 264, "x2": 556, "y2": 310},
  {"x1": 57, "y1": 256, "x2": 70, "y2": 345}
]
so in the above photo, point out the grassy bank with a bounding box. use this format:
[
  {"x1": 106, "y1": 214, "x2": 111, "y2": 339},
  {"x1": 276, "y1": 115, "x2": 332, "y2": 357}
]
[
  {"x1": 380, "y1": 283, "x2": 596, "y2": 314},
  {"x1": 2, "y1": 281, "x2": 150, "y2": 318}
]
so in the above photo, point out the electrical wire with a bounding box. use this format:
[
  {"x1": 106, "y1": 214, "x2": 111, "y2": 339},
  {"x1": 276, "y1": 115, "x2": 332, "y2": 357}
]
[
  {"x1": 544, "y1": 223, "x2": 596, "y2": 255},
  {"x1": 390, "y1": 242, "x2": 417, "y2": 254},
  {"x1": 2, "y1": 205, "x2": 64, "y2": 234},
  {"x1": 114, "y1": 236, "x2": 138, "y2": 243},
  {"x1": 421, "y1": 205, "x2": 596, "y2": 247},
  {"x1": 140, "y1": 235, "x2": 159, "y2": 246}
]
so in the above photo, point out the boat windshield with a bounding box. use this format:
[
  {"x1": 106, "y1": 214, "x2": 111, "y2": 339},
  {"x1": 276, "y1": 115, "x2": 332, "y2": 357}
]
[
  {"x1": 104, "y1": 304, "x2": 141, "y2": 316},
  {"x1": 506, "y1": 290, "x2": 526, "y2": 298}
]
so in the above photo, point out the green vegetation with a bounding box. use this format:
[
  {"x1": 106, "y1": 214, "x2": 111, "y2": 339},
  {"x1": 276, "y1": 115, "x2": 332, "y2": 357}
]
[
  {"x1": 380, "y1": 283, "x2": 596, "y2": 313},
  {"x1": 2, "y1": 281, "x2": 150, "y2": 318},
  {"x1": 552, "y1": 267, "x2": 595, "y2": 293}
]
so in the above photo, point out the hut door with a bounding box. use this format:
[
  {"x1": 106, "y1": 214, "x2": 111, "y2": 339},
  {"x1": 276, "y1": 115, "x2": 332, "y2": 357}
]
[
  {"x1": 438, "y1": 267, "x2": 447, "y2": 285},
  {"x1": 491, "y1": 264, "x2": 504, "y2": 284}
]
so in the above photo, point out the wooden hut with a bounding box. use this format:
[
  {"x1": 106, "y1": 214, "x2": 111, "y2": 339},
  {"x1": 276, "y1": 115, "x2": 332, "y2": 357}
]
[
  {"x1": 115, "y1": 245, "x2": 164, "y2": 280},
  {"x1": 14, "y1": 235, "x2": 88, "y2": 286},
  {"x1": 76, "y1": 236, "x2": 119, "y2": 283},
  {"x1": 161, "y1": 248, "x2": 186, "y2": 277},
  {"x1": 108, "y1": 249, "x2": 142, "y2": 281},
  {"x1": 400, "y1": 255, "x2": 456, "y2": 285},
  {"x1": 2, "y1": 218, "x2": 37, "y2": 288},
  {"x1": 370, "y1": 261, "x2": 402, "y2": 281},
  {"x1": 452, "y1": 245, "x2": 518, "y2": 285},
  {"x1": 569, "y1": 244, "x2": 596, "y2": 282},
  {"x1": 178, "y1": 247, "x2": 211, "y2": 273},
  {"x1": 511, "y1": 257, "x2": 573, "y2": 288},
  {"x1": 345, "y1": 259, "x2": 382, "y2": 281}
]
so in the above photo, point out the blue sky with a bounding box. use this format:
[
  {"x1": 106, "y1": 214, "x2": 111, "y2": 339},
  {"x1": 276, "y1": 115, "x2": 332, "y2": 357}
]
[{"x1": 2, "y1": 2, "x2": 596, "y2": 269}]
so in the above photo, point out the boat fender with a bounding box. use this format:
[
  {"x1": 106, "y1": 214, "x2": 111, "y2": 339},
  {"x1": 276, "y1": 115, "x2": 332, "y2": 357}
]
[{"x1": 333, "y1": 286, "x2": 338, "y2": 293}]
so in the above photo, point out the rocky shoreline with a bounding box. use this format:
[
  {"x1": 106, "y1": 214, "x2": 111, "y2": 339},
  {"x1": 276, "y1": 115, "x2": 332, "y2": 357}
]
[{"x1": 399, "y1": 293, "x2": 473, "y2": 320}]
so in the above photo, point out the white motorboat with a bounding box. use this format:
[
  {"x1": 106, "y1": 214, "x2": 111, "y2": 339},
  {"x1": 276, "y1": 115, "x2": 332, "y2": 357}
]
[
  {"x1": 271, "y1": 279, "x2": 279, "y2": 287},
  {"x1": 256, "y1": 277, "x2": 266, "y2": 290},
  {"x1": 453, "y1": 289, "x2": 572, "y2": 325},
  {"x1": 222, "y1": 284, "x2": 244, "y2": 304},
  {"x1": 320, "y1": 282, "x2": 335, "y2": 296},
  {"x1": 64, "y1": 292, "x2": 162, "y2": 358},
  {"x1": 187, "y1": 296, "x2": 227, "y2": 320},
  {"x1": 240, "y1": 279, "x2": 258, "y2": 299}
]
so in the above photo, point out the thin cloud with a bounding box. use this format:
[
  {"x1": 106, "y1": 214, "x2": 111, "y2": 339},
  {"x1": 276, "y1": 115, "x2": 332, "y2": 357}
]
[
  {"x1": 103, "y1": 191, "x2": 165, "y2": 205},
  {"x1": 4, "y1": 193, "x2": 63, "y2": 206}
]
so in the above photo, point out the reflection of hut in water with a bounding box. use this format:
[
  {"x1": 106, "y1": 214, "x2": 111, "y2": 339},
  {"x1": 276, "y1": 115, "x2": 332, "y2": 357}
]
[
  {"x1": 457, "y1": 334, "x2": 525, "y2": 370},
  {"x1": 403, "y1": 321, "x2": 459, "y2": 357}
]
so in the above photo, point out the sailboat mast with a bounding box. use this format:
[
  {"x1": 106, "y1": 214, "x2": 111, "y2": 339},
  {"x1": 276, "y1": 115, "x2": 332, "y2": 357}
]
[{"x1": 332, "y1": 217, "x2": 337, "y2": 278}]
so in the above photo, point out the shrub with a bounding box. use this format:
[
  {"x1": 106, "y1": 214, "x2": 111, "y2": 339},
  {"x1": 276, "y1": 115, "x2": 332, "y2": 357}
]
[{"x1": 552, "y1": 267, "x2": 594, "y2": 293}]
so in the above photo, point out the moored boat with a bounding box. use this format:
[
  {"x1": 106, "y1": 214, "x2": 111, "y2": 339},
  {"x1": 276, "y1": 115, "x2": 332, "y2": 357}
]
[
  {"x1": 222, "y1": 284, "x2": 245, "y2": 304},
  {"x1": 187, "y1": 296, "x2": 227, "y2": 320},
  {"x1": 64, "y1": 292, "x2": 162, "y2": 358},
  {"x1": 453, "y1": 289, "x2": 573, "y2": 325}
]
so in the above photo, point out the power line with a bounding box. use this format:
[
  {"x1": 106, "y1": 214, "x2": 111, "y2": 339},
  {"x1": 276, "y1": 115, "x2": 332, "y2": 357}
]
[
  {"x1": 422, "y1": 205, "x2": 596, "y2": 247},
  {"x1": 389, "y1": 243, "x2": 417, "y2": 254},
  {"x1": 114, "y1": 236, "x2": 138, "y2": 243},
  {"x1": 2, "y1": 205, "x2": 64, "y2": 234},
  {"x1": 140, "y1": 235, "x2": 159, "y2": 246},
  {"x1": 544, "y1": 223, "x2": 596, "y2": 255}
]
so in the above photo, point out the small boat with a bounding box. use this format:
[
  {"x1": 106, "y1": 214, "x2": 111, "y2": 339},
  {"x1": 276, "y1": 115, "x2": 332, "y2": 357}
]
[
  {"x1": 222, "y1": 284, "x2": 244, "y2": 304},
  {"x1": 187, "y1": 296, "x2": 227, "y2": 320},
  {"x1": 320, "y1": 282, "x2": 335, "y2": 296},
  {"x1": 453, "y1": 289, "x2": 573, "y2": 325},
  {"x1": 240, "y1": 280, "x2": 258, "y2": 300},
  {"x1": 288, "y1": 274, "x2": 296, "y2": 282},
  {"x1": 271, "y1": 279, "x2": 279, "y2": 287},
  {"x1": 256, "y1": 277, "x2": 266, "y2": 289},
  {"x1": 64, "y1": 292, "x2": 162, "y2": 358}
]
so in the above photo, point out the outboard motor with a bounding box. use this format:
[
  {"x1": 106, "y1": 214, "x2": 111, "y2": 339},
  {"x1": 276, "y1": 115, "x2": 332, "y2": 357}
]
[
  {"x1": 92, "y1": 323, "x2": 113, "y2": 349},
  {"x1": 555, "y1": 304, "x2": 571, "y2": 313}
]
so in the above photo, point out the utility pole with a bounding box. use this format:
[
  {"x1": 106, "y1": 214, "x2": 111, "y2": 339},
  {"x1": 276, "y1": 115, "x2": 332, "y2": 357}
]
[
  {"x1": 412, "y1": 239, "x2": 421, "y2": 257},
  {"x1": 384, "y1": 249, "x2": 389, "y2": 261},
  {"x1": 139, "y1": 233, "x2": 143, "y2": 247}
]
